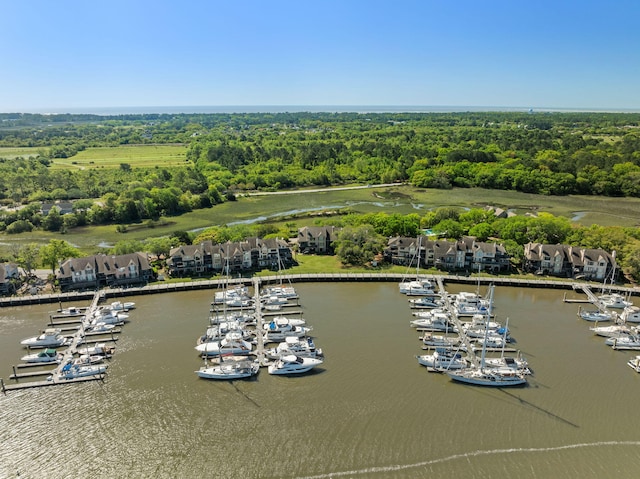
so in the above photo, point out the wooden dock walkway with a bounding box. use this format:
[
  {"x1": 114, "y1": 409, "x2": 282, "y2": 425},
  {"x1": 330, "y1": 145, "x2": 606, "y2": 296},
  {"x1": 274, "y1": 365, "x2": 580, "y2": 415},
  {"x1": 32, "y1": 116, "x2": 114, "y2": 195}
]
[
  {"x1": 2, "y1": 273, "x2": 638, "y2": 308},
  {"x1": 2, "y1": 291, "x2": 114, "y2": 393}
]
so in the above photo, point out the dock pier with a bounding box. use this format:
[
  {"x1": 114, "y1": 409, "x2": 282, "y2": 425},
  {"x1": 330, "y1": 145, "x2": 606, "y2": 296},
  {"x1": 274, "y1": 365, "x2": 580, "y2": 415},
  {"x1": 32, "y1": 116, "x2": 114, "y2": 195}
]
[{"x1": 2, "y1": 291, "x2": 115, "y2": 393}]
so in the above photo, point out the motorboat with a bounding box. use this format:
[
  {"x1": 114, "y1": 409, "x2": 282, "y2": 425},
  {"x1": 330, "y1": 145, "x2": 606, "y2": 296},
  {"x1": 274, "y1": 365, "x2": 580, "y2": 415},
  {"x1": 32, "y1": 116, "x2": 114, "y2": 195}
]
[
  {"x1": 451, "y1": 291, "x2": 491, "y2": 314},
  {"x1": 410, "y1": 312, "x2": 452, "y2": 331},
  {"x1": 76, "y1": 342, "x2": 115, "y2": 357},
  {"x1": 55, "y1": 306, "x2": 86, "y2": 317},
  {"x1": 89, "y1": 308, "x2": 129, "y2": 325},
  {"x1": 417, "y1": 348, "x2": 467, "y2": 371},
  {"x1": 261, "y1": 295, "x2": 290, "y2": 306},
  {"x1": 108, "y1": 300, "x2": 135, "y2": 311},
  {"x1": 483, "y1": 355, "x2": 531, "y2": 375},
  {"x1": 620, "y1": 306, "x2": 640, "y2": 323},
  {"x1": 262, "y1": 285, "x2": 297, "y2": 299},
  {"x1": 198, "y1": 322, "x2": 253, "y2": 345},
  {"x1": 84, "y1": 322, "x2": 117, "y2": 334},
  {"x1": 627, "y1": 355, "x2": 640, "y2": 373},
  {"x1": 447, "y1": 366, "x2": 528, "y2": 387},
  {"x1": 598, "y1": 293, "x2": 633, "y2": 309},
  {"x1": 57, "y1": 361, "x2": 108, "y2": 380},
  {"x1": 195, "y1": 358, "x2": 260, "y2": 380},
  {"x1": 473, "y1": 333, "x2": 509, "y2": 349},
  {"x1": 72, "y1": 354, "x2": 107, "y2": 366},
  {"x1": 263, "y1": 324, "x2": 312, "y2": 343},
  {"x1": 578, "y1": 308, "x2": 616, "y2": 322},
  {"x1": 21, "y1": 328, "x2": 71, "y2": 349},
  {"x1": 605, "y1": 335, "x2": 640, "y2": 350},
  {"x1": 212, "y1": 286, "x2": 250, "y2": 305},
  {"x1": 267, "y1": 354, "x2": 323, "y2": 375},
  {"x1": 461, "y1": 314, "x2": 505, "y2": 332},
  {"x1": 399, "y1": 278, "x2": 436, "y2": 296},
  {"x1": 265, "y1": 336, "x2": 323, "y2": 360},
  {"x1": 590, "y1": 323, "x2": 636, "y2": 338},
  {"x1": 209, "y1": 312, "x2": 255, "y2": 326},
  {"x1": 21, "y1": 348, "x2": 62, "y2": 363},
  {"x1": 420, "y1": 332, "x2": 460, "y2": 348},
  {"x1": 262, "y1": 316, "x2": 307, "y2": 331},
  {"x1": 195, "y1": 331, "x2": 253, "y2": 357},
  {"x1": 408, "y1": 297, "x2": 444, "y2": 309}
]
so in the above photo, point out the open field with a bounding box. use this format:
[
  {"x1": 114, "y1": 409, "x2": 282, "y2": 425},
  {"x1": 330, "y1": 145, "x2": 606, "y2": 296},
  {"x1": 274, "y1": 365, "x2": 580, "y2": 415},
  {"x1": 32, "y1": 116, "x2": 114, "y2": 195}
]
[
  {"x1": 1, "y1": 185, "x2": 639, "y2": 254},
  {"x1": 0, "y1": 147, "x2": 43, "y2": 159},
  {"x1": 49, "y1": 144, "x2": 188, "y2": 169}
]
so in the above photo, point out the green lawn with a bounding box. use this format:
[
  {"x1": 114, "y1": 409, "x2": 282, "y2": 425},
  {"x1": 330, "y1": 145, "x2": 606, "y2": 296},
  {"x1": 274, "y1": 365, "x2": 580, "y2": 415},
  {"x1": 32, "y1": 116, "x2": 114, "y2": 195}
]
[
  {"x1": 0, "y1": 146, "x2": 42, "y2": 159},
  {"x1": 50, "y1": 144, "x2": 188, "y2": 170}
]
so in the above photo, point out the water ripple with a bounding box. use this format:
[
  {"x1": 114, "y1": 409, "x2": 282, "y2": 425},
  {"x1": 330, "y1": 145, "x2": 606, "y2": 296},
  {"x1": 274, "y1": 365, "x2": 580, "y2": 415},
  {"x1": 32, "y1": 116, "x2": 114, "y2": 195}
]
[{"x1": 295, "y1": 441, "x2": 640, "y2": 479}]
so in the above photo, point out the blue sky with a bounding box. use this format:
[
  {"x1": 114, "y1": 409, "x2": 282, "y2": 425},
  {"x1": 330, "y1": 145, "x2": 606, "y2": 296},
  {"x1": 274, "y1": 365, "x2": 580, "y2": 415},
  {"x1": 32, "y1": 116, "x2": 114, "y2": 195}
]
[{"x1": 2, "y1": 0, "x2": 639, "y2": 112}]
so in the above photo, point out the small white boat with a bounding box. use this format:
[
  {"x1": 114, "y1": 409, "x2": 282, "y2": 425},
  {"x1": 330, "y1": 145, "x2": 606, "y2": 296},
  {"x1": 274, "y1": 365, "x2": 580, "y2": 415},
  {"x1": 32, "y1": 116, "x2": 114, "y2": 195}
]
[
  {"x1": 196, "y1": 358, "x2": 260, "y2": 380},
  {"x1": 598, "y1": 293, "x2": 633, "y2": 309},
  {"x1": 21, "y1": 328, "x2": 71, "y2": 349},
  {"x1": 263, "y1": 316, "x2": 306, "y2": 331},
  {"x1": 483, "y1": 355, "x2": 531, "y2": 375},
  {"x1": 72, "y1": 354, "x2": 107, "y2": 366},
  {"x1": 417, "y1": 348, "x2": 467, "y2": 371},
  {"x1": 627, "y1": 355, "x2": 640, "y2": 372},
  {"x1": 58, "y1": 361, "x2": 108, "y2": 380},
  {"x1": 76, "y1": 343, "x2": 115, "y2": 357},
  {"x1": 409, "y1": 297, "x2": 444, "y2": 309},
  {"x1": 410, "y1": 313, "x2": 452, "y2": 331},
  {"x1": 605, "y1": 335, "x2": 640, "y2": 350},
  {"x1": 399, "y1": 278, "x2": 437, "y2": 296},
  {"x1": 198, "y1": 322, "x2": 253, "y2": 345},
  {"x1": 55, "y1": 306, "x2": 86, "y2": 317},
  {"x1": 265, "y1": 336, "x2": 323, "y2": 360},
  {"x1": 89, "y1": 309, "x2": 129, "y2": 325},
  {"x1": 620, "y1": 306, "x2": 640, "y2": 323},
  {"x1": 420, "y1": 333, "x2": 460, "y2": 348},
  {"x1": 108, "y1": 300, "x2": 135, "y2": 311},
  {"x1": 84, "y1": 322, "x2": 117, "y2": 333},
  {"x1": 473, "y1": 334, "x2": 509, "y2": 349},
  {"x1": 262, "y1": 285, "x2": 298, "y2": 299},
  {"x1": 590, "y1": 323, "x2": 635, "y2": 338},
  {"x1": 578, "y1": 308, "x2": 616, "y2": 322},
  {"x1": 21, "y1": 348, "x2": 62, "y2": 363},
  {"x1": 195, "y1": 331, "x2": 253, "y2": 357},
  {"x1": 267, "y1": 354, "x2": 323, "y2": 375}
]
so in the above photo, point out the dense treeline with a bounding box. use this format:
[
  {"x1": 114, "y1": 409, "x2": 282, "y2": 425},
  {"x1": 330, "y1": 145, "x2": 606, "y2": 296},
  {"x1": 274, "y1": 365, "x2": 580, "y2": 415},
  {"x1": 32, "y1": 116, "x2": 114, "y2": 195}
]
[{"x1": 1, "y1": 111, "x2": 640, "y2": 235}]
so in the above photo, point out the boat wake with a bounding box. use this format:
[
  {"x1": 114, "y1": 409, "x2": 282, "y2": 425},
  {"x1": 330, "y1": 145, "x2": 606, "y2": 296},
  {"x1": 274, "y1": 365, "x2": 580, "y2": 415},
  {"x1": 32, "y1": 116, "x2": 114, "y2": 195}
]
[{"x1": 295, "y1": 441, "x2": 640, "y2": 478}]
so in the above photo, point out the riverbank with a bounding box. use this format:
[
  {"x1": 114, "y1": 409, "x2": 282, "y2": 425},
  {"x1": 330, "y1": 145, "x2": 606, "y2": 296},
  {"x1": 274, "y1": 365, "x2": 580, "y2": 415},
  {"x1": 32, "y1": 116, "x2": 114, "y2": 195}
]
[{"x1": 1, "y1": 272, "x2": 638, "y2": 307}]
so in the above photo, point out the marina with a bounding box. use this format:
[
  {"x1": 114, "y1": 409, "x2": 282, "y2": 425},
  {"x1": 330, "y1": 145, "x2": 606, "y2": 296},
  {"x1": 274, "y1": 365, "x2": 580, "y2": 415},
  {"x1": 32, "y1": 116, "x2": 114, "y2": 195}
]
[{"x1": 1, "y1": 280, "x2": 640, "y2": 477}]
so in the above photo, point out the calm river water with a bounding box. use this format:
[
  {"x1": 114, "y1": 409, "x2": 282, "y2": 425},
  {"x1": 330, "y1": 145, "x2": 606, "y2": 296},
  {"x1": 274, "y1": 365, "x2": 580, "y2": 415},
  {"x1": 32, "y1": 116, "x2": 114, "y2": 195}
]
[{"x1": 1, "y1": 282, "x2": 639, "y2": 478}]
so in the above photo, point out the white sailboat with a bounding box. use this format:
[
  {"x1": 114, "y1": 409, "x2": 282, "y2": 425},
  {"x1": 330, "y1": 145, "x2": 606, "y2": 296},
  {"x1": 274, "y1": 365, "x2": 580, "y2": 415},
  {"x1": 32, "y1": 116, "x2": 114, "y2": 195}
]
[{"x1": 447, "y1": 286, "x2": 527, "y2": 387}]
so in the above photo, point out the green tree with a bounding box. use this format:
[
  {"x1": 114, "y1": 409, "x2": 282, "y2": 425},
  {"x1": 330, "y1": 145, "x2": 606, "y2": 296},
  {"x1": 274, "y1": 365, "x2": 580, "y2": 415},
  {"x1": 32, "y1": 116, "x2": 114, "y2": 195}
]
[
  {"x1": 40, "y1": 239, "x2": 80, "y2": 274},
  {"x1": 334, "y1": 225, "x2": 386, "y2": 266},
  {"x1": 15, "y1": 243, "x2": 40, "y2": 278}
]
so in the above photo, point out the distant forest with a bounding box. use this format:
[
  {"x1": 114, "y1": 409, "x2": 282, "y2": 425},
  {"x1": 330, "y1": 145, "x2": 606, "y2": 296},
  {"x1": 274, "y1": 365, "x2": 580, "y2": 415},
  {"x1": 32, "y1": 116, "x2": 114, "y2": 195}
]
[{"x1": 1, "y1": 111, "x2": 640, "y2": 231}]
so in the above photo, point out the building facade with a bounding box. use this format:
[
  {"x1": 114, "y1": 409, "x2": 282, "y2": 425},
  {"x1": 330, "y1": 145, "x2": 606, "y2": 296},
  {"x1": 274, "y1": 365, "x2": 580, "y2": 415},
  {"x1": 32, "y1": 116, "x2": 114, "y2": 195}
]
[
  {"x1": 523, "y1": 243, "x2": 615, "y2": 280},
  {"x1": 166, "y1": 237, "x2": 294, "y2": 277},
  {"x1": 57, "y1": 253, "x2": 153, "y2": 291},
  {"x1": 385, "y1": 236, "x2": 511, "y2": 273}
]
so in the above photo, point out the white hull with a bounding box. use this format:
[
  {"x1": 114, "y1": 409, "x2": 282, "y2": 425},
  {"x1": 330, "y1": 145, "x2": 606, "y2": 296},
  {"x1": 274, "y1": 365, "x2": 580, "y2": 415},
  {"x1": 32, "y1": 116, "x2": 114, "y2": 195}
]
[
  {"x1": 196, "y1": 360, "x2": 259, "y2": 380},
  {"x1": 627, "y1": 356, "x2": 640, "y2": 372},
  {"x1": 267, "y1": 355, "x2": 323, "y2": 375},
  {"x1": 447, "y1": 368, "x2": 527, "y2": 387}
]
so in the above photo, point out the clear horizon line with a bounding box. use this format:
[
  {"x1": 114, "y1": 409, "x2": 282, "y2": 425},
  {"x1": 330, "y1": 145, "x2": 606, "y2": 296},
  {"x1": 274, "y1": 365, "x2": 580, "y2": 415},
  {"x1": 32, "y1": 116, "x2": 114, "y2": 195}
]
[{"x1": 3, "y1": 104, "x2": 640, "y2": 115}]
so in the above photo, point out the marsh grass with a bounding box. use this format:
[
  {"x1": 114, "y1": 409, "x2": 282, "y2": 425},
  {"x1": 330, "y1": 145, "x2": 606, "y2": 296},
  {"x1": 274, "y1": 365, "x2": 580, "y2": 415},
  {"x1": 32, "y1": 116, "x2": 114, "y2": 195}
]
[{"x1": 1, "y1": 185, "x2": 639, "y2": 254}]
